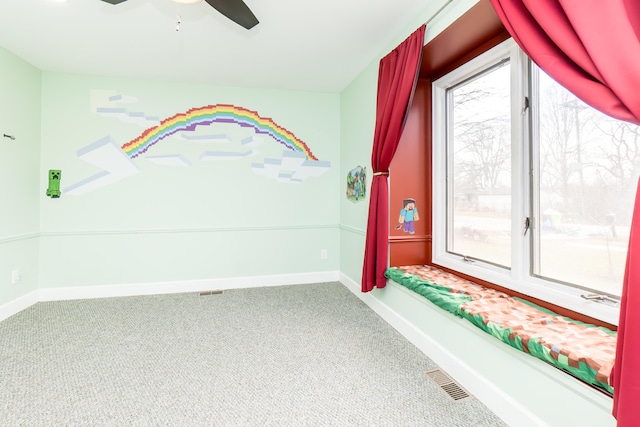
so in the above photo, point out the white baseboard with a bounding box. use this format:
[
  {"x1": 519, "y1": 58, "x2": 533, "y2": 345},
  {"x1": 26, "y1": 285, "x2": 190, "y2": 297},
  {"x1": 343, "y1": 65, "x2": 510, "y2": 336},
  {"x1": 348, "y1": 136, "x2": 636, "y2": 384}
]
[
  {"x1": 38, "y1": 271, "x2": 340, "y2": 302},
  {"x1": 338, "y1": 272, "x2": 547, "y2": 427},
  {"x1": 0, "y1": 272, "x2": 339, "y2": 321},
  {"x1": 0, "y1": 290, "x2": 39, "y2": 323}
]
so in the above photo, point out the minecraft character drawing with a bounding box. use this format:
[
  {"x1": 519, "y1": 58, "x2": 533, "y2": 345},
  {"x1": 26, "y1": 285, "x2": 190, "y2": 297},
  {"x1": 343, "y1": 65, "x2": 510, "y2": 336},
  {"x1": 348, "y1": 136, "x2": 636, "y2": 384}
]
[
  {"x1": 355, "y1": 174, "x2": 362, "y2": 200},
  {"x1": 396, "y1": 198, "x2": 419, "y2": 234},
  {"x1": 346, "y1": 166, "x2": 367, "y2": 203},
  {"x1": 46, "y1": 170, "x2": 61, "y2": 198}
]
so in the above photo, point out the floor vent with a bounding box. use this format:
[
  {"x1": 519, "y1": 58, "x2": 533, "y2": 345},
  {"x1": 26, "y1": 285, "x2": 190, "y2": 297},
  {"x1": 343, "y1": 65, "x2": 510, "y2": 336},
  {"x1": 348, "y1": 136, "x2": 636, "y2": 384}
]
[
  {"x1": 199, "y1": 290, "x2": 223, "y2": 296},
  {"x1": 425, "y1": 369, "x2": 472, "y2": 401}
]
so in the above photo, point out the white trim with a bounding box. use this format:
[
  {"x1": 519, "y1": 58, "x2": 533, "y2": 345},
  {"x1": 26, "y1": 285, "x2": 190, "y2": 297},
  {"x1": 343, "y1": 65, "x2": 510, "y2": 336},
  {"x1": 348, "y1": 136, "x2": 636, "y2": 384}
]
[
  {"x1": 339, "y1": 272, "x2": 616, "y2": 427},
  {"x1": 0, "y1": 232, "x2": 39, "y2": 245},
  {"x1": 3, "y1": 226, "x2": 339, "y2": 244},
  {"x1": 39, "y1": 224, "x2": 338, "y2": 238},
  {"x1": 38, "y1": 271, "x2": 340, "y2": 302},
  {"x1": 0, "y1": 272, "x2": 339, "y2": 320},
  {"x1": 338, "y1": 224, "x2": 366, "y2": 236},
  {"x1": 0, "y1": 290, "x2": 39, "y2": 322}
]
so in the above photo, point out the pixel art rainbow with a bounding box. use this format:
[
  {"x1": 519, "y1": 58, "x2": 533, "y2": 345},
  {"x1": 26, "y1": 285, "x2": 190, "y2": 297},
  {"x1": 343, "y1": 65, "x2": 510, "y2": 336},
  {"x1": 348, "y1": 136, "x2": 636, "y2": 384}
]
[{"x1": 121, "y1": 104, "x2": 318, "y2": 160}]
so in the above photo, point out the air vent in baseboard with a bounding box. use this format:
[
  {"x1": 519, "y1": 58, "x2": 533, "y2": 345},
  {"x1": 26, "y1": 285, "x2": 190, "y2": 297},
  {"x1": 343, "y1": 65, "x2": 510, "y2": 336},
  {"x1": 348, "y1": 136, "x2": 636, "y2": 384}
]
[
  {"x1": 425, "y1": 369, "x2": 472, "y2": 401},
  {"x1": 199, "y1": 290, "x2": 223, "y2": 296}
]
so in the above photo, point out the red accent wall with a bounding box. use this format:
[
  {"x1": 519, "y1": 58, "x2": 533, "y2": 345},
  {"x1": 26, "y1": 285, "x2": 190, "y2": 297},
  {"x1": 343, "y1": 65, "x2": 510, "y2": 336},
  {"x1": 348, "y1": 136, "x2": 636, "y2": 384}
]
[
  {"x1": 419, "y1": 0, "x2": 508, "y2": 80},
  {"x1": 389, "y1": 79, "x2": 430, "y2": 267}
]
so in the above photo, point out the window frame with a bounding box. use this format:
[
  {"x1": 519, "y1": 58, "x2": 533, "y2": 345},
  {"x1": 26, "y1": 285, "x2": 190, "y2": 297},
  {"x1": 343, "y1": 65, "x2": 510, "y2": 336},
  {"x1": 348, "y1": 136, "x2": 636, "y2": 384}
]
[{"x1": 432, "y1": 38, "x2": 619, "y2": 325}]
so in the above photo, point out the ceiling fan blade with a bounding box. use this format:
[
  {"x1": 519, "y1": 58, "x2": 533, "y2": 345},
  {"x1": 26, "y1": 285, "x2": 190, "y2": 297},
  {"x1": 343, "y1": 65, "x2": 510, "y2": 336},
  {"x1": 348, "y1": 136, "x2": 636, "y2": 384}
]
[
  {"x1": 204, "y1": 0, "x2": 259, "y2": 30},
  {"x1": 99, "y1": 0, "x2": 128, "y2": 4}
]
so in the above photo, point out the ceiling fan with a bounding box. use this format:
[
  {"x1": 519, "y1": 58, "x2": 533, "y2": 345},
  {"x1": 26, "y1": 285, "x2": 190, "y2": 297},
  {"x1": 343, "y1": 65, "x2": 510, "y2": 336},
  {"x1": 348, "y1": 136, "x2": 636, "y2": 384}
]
[{"x1": 99, "y1": 0, "x2": 259, "y2": 30}]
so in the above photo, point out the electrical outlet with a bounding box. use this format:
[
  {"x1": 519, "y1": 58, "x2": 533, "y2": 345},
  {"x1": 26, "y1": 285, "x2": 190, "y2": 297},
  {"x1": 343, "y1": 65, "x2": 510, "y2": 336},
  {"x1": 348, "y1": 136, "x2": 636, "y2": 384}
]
[
  {"x1": 11, "y1": 270, "x2": 21, "y2": 285},
  {"x1": 320, "y1": 249, "x2": 328, "y2": 260}
]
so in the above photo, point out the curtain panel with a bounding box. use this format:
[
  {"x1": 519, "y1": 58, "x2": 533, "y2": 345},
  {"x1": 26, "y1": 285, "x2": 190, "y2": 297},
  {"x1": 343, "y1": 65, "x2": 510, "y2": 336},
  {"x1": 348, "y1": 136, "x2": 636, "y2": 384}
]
[
  {"x1": 488, "y1": 1, "x2": 640, "y2": 424},
  {"x1": 361, "y1": 24, "x2": 425, "y2": 293}
]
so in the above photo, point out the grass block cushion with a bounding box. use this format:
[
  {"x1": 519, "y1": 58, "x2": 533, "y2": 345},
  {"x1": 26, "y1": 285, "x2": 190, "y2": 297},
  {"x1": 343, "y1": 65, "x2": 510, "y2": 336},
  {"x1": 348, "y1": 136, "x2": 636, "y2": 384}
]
[{"x1": 385, "y1": 265, "x2": 616, "y2": 395}]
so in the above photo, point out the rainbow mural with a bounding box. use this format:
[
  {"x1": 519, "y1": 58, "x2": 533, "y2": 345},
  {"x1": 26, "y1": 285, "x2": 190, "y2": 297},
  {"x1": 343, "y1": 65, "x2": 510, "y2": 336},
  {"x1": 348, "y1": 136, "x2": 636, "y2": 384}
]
[{"x1": 121, "y1": 104, "x2": 318, "y2": 160}]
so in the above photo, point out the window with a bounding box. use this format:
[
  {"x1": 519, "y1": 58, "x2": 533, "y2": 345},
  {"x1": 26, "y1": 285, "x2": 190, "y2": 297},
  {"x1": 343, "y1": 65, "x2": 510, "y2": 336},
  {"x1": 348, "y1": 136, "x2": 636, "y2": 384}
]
[{"x1": 432, "y1": 39, "x2": 640, "y2": 324}]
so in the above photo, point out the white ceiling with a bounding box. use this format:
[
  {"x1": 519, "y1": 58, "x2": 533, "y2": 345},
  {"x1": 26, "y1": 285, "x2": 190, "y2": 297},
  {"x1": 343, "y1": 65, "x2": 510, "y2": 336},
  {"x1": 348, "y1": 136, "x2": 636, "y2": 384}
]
[{"x1": 0, "y1": 0, "x2": 437, "y2": 92}]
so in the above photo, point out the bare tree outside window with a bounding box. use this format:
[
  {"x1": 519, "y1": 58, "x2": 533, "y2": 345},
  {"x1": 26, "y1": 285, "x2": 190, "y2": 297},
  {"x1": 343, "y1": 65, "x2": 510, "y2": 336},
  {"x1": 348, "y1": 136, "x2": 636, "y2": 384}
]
[
  {"x1": 536, "y1": 70, "x2": 640, "y2": 296},
  {"x1": 449, "y1": 62, "x2": 511, "y2": 267}
]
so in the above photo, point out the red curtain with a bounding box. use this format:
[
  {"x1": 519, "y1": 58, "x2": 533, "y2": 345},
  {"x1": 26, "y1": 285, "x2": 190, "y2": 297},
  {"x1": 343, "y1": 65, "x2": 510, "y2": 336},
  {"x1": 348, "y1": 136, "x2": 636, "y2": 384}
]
[
  {"x1": 489, "y1": 0, "x2": 640, "y2": 424},
  {"x1": 490, "y1": 0, "x2": 640, "y2": 126},
  {"x1": 361, "y1": 25, "x2": 425, "y2": 293},
  {"x1": 613, "y1": 178, "x2": 640, "y2": 424}
]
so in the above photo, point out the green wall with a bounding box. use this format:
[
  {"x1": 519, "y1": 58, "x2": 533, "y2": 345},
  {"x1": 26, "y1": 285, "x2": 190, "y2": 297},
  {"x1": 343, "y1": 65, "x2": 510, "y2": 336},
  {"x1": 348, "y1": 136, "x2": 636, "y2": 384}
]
[
  {"x1": 0, "y1": 46, "x2": 40, "y2": 307},
  {"x1": 38, "y1": 73, "x2": 340, "y2": 288},
  {"x1": 339, "y1": 59, "x2": 376, "y2": 282}
]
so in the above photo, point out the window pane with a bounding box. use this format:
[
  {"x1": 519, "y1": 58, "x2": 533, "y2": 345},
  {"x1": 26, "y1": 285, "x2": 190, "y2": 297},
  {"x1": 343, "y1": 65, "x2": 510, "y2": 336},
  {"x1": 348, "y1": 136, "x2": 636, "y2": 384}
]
[
  {"x1": 448, "y1": 62, "x2": 512, "y2": 268},
  {"x1": 536, "y1": 69, "x2": 640, "y2": 296}
]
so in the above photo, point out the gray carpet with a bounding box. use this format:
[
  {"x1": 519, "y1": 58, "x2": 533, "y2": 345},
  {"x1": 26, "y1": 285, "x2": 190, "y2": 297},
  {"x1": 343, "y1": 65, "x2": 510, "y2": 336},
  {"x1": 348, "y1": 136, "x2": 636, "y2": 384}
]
[{"x1": 0, "y1": 282, "x2": 507, "y2": 426}]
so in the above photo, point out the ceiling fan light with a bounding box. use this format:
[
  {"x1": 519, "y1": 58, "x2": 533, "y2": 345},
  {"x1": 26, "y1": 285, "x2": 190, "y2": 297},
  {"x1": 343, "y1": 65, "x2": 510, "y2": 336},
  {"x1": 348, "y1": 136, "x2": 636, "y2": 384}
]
[{"x1": 170, "y1": 0, "x2": 202, "y2": 4}]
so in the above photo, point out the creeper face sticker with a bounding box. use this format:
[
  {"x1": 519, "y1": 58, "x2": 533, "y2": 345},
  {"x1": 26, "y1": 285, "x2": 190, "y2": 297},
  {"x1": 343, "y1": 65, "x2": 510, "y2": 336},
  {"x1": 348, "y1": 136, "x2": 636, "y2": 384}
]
[{"x1": 46, "y1": 169, "x2": 61, "y2": 198}]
